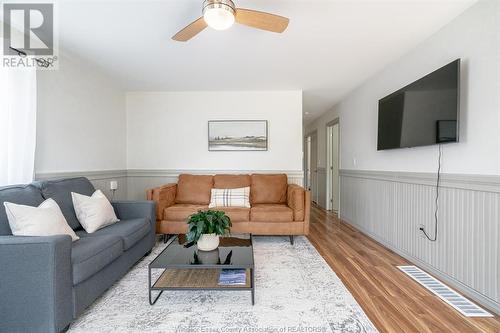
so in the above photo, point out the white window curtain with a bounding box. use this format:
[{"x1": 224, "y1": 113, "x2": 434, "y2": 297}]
[{"x1": 0, "y1": 64, "x2": 37, "y2": 186}]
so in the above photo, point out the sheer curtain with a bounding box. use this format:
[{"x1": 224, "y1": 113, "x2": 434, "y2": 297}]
[{"x1": 0, "y1": 65, "x2": 37, "y2": 186}]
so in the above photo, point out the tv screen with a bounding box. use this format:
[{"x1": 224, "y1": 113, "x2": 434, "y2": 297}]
[{"x1": 377, "y1": 59, "x2": 460, "y2": 150}]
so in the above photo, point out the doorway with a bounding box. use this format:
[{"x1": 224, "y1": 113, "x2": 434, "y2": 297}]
[
  {"x1": 304, "y1": 136, "x2": 311, "y2": 190},
  {"x1": 304, "y1": 132, "x2": 318, "y2": 204},
  {"x1": 326, "y1": 120, "x2": 340, "y2": 212}
]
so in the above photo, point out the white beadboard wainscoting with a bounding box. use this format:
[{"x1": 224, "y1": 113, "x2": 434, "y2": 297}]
[
  {"x1": 127, "y1": 170, "x2": 304, "y2": 200},
  {"x1": 35, "y1": 170, "x2": 303, "y2": 201},
  {"x1": 340, "y1": 169, "x2": 500, "y2": 315},
  {"x1": 35, "y1": 170, "x2": 128, "y2": 201}
]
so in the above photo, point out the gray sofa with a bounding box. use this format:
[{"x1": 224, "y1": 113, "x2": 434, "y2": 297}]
[{"x1": 0, "y1": 177, "x2": 156, "y2": 333}]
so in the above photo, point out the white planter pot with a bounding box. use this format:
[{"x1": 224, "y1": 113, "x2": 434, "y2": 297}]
[{"x1": 197, "y1": 233, "x2": 220, "y2": 251}]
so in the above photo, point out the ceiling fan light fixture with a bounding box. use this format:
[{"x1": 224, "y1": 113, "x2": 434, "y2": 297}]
[{"x1": 202, "y1": 0, "x2": 235, "y2": 31}]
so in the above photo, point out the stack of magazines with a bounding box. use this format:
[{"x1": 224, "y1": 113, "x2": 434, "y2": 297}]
[{"x1": 218, "y1": 269, "x2": 246, "y2": 285}]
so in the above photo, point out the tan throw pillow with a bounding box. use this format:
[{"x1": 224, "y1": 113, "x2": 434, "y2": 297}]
[
  {"x1": 208, "y1": 187, "x2": 251, "y2": 208},
  {"x1": 4, "y1": 198, "x2": 79, "y2": 241}
]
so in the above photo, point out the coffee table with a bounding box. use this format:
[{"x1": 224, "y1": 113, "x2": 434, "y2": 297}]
[{"x1": 148, "y1": 233, "x2": 255, "y2": 305}]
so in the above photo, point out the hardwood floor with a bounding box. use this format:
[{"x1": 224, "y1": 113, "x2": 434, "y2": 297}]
[{"x1": 307, "y1": 204, "x2": 500, "y2": 333}]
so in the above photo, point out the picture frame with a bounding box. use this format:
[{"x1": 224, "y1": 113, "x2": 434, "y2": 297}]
[{"x1": 208, "y1": 120, "x2": 268, "y2": 151}]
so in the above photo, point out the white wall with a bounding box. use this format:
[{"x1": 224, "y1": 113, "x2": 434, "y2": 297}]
[
  {"x1": 35, "y1": 50, "x2": 126, "y2": 173},
  {"x1": 126, "y1": 91, "x2": 303, "y2": 172},
  {"x1": 305, "y1": 0, "x2": 500, "y2": 176}
]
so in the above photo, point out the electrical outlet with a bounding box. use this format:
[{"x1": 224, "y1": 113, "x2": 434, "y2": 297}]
[
  {"x1": 418, "y1": 224, "x2": 426, "y2": 238},
  {"x1": 110, "y1": 180, "x2": 118, "y2": 191}
]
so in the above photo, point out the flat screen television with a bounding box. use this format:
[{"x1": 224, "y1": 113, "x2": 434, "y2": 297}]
[{"x1": 377, "y1": 59, "x2": 460, "y2": 150}]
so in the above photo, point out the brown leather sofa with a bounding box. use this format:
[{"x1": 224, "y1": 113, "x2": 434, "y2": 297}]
[{"x1": 147, "y1": 174, "x2": 310, "y2": 244}]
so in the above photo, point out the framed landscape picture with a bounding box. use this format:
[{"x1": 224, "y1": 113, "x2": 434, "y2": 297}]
[{"x1": 208, "y1": 120, "x2": 268, "y2": 151}]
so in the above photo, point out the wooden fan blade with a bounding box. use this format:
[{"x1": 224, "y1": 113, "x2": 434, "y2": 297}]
[
  {"x1": 235, "y1": 8, "x2": 289, "y2": 33},
  {"x1": 172, "y1": 17, "x2": 207, "y2": 42}
]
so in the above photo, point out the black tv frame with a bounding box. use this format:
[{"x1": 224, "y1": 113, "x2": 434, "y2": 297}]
[{"x1": 377, "y1": 59, "x2": 461, "y2": 151}]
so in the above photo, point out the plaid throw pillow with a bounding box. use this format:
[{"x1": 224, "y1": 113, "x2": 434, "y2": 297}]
[{"x1": 208, "y1": 187, "x2": 251, "y2": 208}]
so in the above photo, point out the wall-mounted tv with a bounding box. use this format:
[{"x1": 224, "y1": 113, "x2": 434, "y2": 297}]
[{"x1": 377, "y1": 59, "x2": 460, "y2": 150}]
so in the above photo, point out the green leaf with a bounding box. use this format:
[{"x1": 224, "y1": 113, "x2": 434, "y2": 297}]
[{"x1": 185, "y1": 209, "x2": 232, "y2": 240}]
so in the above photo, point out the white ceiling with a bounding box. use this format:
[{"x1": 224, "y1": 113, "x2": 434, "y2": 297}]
[{"x1": 53, "y1": 0, "x2": 475, "y2": 123}]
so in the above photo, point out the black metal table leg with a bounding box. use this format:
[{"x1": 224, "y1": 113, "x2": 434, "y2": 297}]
[
  {"x1": 149, "y1": 290, "x2": 163, "y2": 305},
  {"x1": 250, "y1": 268, "x2": 255, "y2": 305},
  {"x1": 149, "y1": 266, "x2": 164, "y2": 305}
]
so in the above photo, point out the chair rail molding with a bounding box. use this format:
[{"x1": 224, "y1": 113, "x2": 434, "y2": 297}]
[
  {"x1": 35, "y1": 170, "x2": 128, "y2": 180},
  {"x1": 340, "y1": 169, "x2": 500, "y2": 193},
  {"x1": 339, "y1": 169, "x2": 500, "y2": 315}
]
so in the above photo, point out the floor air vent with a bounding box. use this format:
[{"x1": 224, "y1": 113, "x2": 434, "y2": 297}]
[{"x1": 397, "y1": 265, "x2": 493, "y2": 317}]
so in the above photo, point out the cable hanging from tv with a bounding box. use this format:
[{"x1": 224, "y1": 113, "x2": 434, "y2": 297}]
[{"x1": 420, "y1": 144, "x2": 442, "y2": 242}]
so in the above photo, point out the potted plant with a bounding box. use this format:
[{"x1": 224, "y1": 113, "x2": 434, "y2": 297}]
[{"x1": 186, "y1": 210, "x2": 232, "y2": 251}]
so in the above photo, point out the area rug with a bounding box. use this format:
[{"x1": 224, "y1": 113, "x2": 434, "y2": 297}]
[{"x1": 69, "y1": 236, "x2": 378, "y2": 333}]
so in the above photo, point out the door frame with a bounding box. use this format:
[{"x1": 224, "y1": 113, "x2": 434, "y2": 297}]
[
  {"x1": 326, "y1": 118, "x2": 340, "y2": 212},
  {"x1": 304, "y1": 130, "x2": 318, "y2": 203},
  {"x1": 303, "y1": 136, "x2": 311, "y2": 190}
]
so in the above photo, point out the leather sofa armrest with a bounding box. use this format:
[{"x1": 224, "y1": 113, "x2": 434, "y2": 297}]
[
  {"x1": 147, "y1": 183, "x2": 177, "y2": 221},
  {"x1": 287, "y1": 184, "x2": 306, "y2": 221},
  {"x1": 0, "y1": 235, "x2": 73, "y2": 333}
]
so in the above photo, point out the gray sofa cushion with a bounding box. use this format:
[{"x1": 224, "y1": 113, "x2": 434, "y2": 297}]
[
  {"x1": 77, "y1": 218, "x2": 150, "y2": 250},
  {"x1": 0, "y1": 184, "x2": 45, "y2": 235},
  {"x1": 71, "y1": 235, "x2": 123, "y2": 285},
  {"x1": 35, "y1": 177, "x2": 95, "y2": 230}
]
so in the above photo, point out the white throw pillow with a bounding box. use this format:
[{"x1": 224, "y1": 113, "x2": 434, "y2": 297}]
[
  {"x1": 3, "y1": 198, "x2": 79, "y2": 241},
  {"x1": 71, "y1": 190, "x2": 119, "y2": 233},
  {"x1": 208, "y1": 187, "x2": 251, "y2": 208}
]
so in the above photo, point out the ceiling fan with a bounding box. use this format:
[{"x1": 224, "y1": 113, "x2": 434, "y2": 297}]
[{"x1": 172, "y1": 0, "x2": 289, "y2": 42}]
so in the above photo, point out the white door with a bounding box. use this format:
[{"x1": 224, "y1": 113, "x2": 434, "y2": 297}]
[
  {"x1": 327, "y1": 123, "x2": 340, "y2": 212},
  {"x1": 310, "y1": 133, "x2": 319, "y2": 204},
  {"x1": 304, "y1": 136, "x2": 311, "y2": 190}
]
